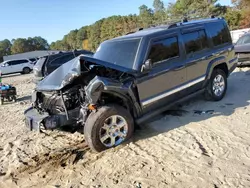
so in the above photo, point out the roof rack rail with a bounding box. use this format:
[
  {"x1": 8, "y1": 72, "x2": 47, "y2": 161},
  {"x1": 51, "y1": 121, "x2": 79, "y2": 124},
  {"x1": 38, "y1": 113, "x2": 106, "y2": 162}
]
[
  {"x1": 126, "y1": 31, "x2": 135, "y2": 35},
  {"x1": 125, "y1": 16, "x2": 223, "y2": 35}
]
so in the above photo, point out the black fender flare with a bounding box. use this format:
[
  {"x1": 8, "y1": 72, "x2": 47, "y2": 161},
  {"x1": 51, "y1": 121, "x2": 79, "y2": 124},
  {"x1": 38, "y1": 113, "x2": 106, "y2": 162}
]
[
  {"x1": 205, "y1": 56, "x2": 227, "y2": 79},
  {"x1": 203, "y1": 56, "x2": 228, "y2": 87},
  {"x1": 84, "y1": 76, "x2": 142, "y2": 117}
]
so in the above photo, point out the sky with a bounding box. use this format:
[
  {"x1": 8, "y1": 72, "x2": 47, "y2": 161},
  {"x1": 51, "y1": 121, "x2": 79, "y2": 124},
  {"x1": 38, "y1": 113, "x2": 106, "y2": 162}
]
[{"x1": 0, "y1": 0, "x2": 232, "y2": 44}]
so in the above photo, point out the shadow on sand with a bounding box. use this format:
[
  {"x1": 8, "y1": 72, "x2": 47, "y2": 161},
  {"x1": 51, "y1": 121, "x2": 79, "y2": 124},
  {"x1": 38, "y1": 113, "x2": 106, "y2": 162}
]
[
  {"x1": 133, "y1": 69, "x2": 250, "y2": 141},
  {"x1": 17, "y1": 95, "x2": 31, "y2": 102}
]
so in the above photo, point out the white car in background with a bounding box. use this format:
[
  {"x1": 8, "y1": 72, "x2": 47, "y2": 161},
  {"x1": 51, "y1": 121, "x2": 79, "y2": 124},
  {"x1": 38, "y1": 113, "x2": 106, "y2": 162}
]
[{"x1": 0, "y1": 59, "x2": 34, "y2": 75}]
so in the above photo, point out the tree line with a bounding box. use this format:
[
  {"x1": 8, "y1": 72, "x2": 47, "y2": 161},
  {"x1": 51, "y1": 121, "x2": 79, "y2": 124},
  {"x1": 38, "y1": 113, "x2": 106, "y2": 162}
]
[{"x1": 0, "y1": 0, "x2": 249, "y2": 61}]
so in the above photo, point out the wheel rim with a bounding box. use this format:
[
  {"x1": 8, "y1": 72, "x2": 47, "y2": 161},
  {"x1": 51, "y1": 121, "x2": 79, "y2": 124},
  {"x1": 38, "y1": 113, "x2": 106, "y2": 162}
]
[
  {"x1": 24, "y1": 68, "x2": 29, "y2": 73},
  {"x1": 99, "y1": 115, "x2": 128, "y2": 147},
  {"x1": 212, "y1": 74, "x2": 225, "y2": 97}
]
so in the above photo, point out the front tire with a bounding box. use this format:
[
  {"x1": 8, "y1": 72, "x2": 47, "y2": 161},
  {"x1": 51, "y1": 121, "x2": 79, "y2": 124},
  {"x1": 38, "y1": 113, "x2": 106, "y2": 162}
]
[
  {"x1": 84, "y1": 104, "x2": 134, "y2": 152},
  {"x1": 204, "y1": 69, "x2": 227, "y2": 101}
]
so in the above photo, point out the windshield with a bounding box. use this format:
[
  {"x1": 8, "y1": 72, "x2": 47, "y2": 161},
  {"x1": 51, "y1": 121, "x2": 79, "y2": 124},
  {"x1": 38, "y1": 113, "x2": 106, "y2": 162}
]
[{"x1": 93, "y1": 38, "x2": 141, "y2": 69}]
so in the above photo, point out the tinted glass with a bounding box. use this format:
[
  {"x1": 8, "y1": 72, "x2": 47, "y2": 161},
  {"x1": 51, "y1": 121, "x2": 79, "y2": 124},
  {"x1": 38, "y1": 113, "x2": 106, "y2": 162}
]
[
  {"x1": 29, "y1": 58, "x2": 36, "y2": 62},
  {"x1": 94, "y1": 39, "x2": 140, "y2": 69},
  {"x1": 183, "y1": 30, "x2": 208, "y2": 55},
  {"x1": 75, "y1": 51, "x2": 93, "y2": 56},
  {"x1": 9, "y1": 60, "x2": 28, "y2": 65},
  {"x1": 199, "y1": 30, "x2": 209, "y2": 49},
  {"x1": 49, "y1": 54, "x2": 75, "y2": 66},
  {"x1": 148, "y1": 37, "x2": 179, "y2": 63},
  {"x1": 207, "y1": 22, "x2": 231, "y2": 46}
]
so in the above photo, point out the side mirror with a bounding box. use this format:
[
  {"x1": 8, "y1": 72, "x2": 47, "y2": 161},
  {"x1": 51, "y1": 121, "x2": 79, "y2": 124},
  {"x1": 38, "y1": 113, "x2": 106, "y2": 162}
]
[{"x1": 141, "y1": 59, "x2": 152, "y2": 72}]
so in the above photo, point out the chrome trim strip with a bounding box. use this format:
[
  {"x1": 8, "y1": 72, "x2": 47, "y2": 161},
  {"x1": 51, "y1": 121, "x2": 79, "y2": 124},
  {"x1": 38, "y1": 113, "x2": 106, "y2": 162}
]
[{"x1": 141, "y1": 75, "x2": 206, "y2": 106}]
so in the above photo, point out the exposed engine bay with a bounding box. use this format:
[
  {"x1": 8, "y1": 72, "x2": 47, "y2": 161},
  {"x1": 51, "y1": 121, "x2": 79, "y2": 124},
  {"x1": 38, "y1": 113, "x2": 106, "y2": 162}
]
[{"x1": 28, "y1": 57, "x2": 134, "y2": 130}]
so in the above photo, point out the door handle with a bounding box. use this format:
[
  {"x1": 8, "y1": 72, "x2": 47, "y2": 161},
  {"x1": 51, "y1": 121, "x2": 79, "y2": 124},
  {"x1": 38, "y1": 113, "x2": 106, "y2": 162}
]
[{"x1": 174, "y1": 65, "x2": 185, "y2": 71}]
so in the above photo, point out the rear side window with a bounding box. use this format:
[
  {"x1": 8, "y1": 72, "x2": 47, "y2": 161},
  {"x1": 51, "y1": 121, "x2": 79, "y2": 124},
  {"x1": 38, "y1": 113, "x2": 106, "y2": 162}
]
[
  {"x1": 207, "y1": 21, "x2": 231, "y2": 46},
  {"x1": 148, "y1": 37, "x2": 179, "y2": 63},
  {"x1": 49, "y1": 54, "x2": 75, "y2": 66},
  {"x1": 29, "y1": 58, "x2": 37, "y2": 62},
  {"x1": 183, "y1": 30, "x2": 208, "y2": 55},
  {"x1": 9, "y1": 60, "x2": 28, "y2": 65}
]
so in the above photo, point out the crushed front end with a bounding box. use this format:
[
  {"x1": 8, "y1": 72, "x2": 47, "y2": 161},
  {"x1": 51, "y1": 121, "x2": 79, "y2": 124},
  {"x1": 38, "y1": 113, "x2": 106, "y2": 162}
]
[
  {"x1": 24, "y1": 55, "x2": 135, "y2": 132},
  {"x1": 24, "y1": 85, "x2": 86, "y2": 131}
]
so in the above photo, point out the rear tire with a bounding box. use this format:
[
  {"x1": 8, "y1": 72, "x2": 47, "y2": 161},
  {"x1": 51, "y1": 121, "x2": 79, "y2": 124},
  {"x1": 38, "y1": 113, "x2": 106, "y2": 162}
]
[
  {"x1": 84, "y1": 104, "x2": 134, "y2": 152},
  {"x1": 23, "y1": 67, "x2": 31, "y2": 74},
  {"x1": 204, "y1": 68, "x2": 227, "y2": 101}
]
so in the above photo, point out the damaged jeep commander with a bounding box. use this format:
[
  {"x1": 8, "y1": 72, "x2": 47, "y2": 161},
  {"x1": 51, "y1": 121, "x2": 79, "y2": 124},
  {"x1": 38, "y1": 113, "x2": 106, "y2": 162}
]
[{"x1": 24, "y1": 17, "x2": 237, "y2": 152}]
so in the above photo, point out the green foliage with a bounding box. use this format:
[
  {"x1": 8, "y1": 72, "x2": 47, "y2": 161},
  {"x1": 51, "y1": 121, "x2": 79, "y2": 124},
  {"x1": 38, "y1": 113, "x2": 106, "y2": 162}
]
[
  {"x1": 167, "y1": 0, "x2": 221, "y2": 19},
  {"x1": 1, "y1": 0, "x2": 247, "y2": 58},
  {"x1": 139, "y1": 5, "x2": 154, "y2": 28},
  {"x1": 153, "y1": 0, "x2": 167, "y2": 23},
  {"x1": 225, "y1": 7, "x2": 242, "y2": 30},
  {"x1": 48, "y1": 0, "x2": 248, "y2": 52},
  {"x1": 66, "y1": 29, "x2": 78, "y2": 49},
  {"x1": 0, "y1": 39, "x2": 12, "y2": 57},
  {"x1": 11, "y1": 37, "x2": 49, "y2": 54},
  {"x1": 233, "y1": 0, "x2": 250, "y2": 28},
  {"x1": 77, "y1": 26, "x2": 88, "y2": 48}
]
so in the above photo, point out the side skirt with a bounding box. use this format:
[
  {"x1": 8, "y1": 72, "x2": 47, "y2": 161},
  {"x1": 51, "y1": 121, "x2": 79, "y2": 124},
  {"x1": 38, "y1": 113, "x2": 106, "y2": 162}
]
[{"x1": 135, "y1": 89, "x2": 205, "y2": 125}]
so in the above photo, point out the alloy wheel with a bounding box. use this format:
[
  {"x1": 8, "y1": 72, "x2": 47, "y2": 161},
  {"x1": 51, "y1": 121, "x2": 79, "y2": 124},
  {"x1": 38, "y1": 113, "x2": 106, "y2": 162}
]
[{"x1": 99, "y1": 115, "x2": 128, "y2": 147}]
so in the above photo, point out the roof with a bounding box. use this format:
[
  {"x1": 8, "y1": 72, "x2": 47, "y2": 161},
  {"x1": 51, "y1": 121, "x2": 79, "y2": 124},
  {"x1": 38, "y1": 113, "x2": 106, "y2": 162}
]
[
  {"x1": 109, "y1": 17, "x2": 225, "y2": 41},
  {"x1": 3, "y1": 50, "x2": 62, "y2": 61}
]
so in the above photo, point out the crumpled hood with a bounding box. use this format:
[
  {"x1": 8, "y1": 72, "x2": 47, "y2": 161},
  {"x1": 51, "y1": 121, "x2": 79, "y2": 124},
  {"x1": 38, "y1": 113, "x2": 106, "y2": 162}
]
[
  {"x1": 36, "y1": 56, "x2": 81, "y2": 91},
  {"x1": 36, "y1": 55, "x2": 137, "y2": 91}
]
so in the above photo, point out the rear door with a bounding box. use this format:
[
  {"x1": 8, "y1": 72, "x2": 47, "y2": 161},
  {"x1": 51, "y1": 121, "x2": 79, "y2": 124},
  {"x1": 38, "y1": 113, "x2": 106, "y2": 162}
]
[
  {"x1": 136, "y1": 32, "x2": 187, "y2": 114},
  {"x1": 181, "y1": 26, "x2": 211, "y2": 93},
  {"x1": 0, "y1": 62, "x2": 11, "y2": 74}
]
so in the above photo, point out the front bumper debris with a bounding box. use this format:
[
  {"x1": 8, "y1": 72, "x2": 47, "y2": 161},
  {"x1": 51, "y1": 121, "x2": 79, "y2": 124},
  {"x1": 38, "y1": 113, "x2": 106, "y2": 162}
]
[
  {"x1": 24, "y1": 107, "x2": 79, "y2": 131},
  {"x1": 24, "y1": 107, "x2": 49, "y2": 131}
]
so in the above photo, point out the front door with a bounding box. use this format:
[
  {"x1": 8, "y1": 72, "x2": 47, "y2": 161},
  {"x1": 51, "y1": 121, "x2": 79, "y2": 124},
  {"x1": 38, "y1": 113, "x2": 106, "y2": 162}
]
[
  {"x1": 136, "y1": 33, "x2": 187, "y2": 114},
  {"x1": 8, "y1": 60, "x2": 23, "y2": 73},
  {"x1": 1, "y1": 62, "x2": 12, "y2": 74}
]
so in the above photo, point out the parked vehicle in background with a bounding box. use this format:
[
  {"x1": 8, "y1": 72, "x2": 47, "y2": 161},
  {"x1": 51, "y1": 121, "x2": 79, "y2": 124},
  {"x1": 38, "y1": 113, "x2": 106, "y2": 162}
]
[
  {"x1": 29, "y1": 58, "x2": 39, "y2": 65},
  {"x1": 0, "y1": 59, "x2": 34, "y2": 75},
  {"x1": 25, "y1": 17, "x2": 237, "y2": 152},
  {"x1": 234, "y1": 33, "x2": 250, "y2": 66},
  {"x1": 230, "y1": 28, "x2": 250, "y2": 44},
  {"x1": 33, "y1": 50, "x2": 94, "y2": 83}
]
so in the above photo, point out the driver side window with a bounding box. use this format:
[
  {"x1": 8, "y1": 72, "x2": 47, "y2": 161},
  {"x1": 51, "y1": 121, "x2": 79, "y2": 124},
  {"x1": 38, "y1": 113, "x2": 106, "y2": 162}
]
[{"x1": 147, "y1": 36, "x2": 179, "y2": 64}]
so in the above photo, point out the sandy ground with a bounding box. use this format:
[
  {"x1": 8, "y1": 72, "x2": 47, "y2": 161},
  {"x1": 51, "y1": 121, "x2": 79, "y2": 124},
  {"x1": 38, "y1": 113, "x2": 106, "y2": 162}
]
[{"x1": 0, "y1": 68, "x2": 250, "y2": 188}]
